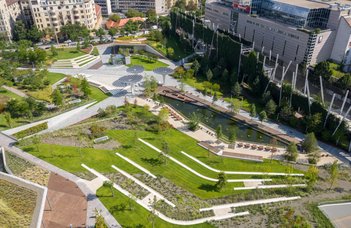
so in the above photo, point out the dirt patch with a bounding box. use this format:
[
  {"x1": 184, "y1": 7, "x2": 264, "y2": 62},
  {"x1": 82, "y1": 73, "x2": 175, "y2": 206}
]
[
  {"x1": 42, "y1": 136, "x2": 91, "y2": 148},
  {"x1": 93, "y1": 140, "x2": 120, "y2": 150}
]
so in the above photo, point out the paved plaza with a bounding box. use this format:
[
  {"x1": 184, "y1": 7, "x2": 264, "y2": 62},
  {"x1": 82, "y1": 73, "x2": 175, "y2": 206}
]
[{"x1": 319, "y1": 202, "x2": 351, "y2": 228}]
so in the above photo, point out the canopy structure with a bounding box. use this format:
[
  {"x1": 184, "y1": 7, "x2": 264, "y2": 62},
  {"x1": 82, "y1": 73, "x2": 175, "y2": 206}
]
[{"x1": 153, "y1": 67, "x2": 174, "y2": 85}]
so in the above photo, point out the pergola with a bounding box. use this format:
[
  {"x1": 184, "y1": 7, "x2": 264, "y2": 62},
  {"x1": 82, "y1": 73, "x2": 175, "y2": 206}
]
[{"x1": 153, "y1": 67, "x2": 174, "y2": 86}]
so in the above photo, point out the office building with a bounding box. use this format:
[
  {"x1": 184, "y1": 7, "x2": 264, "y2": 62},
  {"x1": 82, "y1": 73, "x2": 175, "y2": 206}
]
[{"x1": 0, "y1": 0, "x2": 22, "y2": 40}]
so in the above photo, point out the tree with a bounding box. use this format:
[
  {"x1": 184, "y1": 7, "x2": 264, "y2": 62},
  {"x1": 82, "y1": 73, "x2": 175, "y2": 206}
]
[
  {"x1": 215, "y1": 172, "x2": 227, "y2": 191},
  {"x1": 146, "y1": 9, "x2": 157, "y2": 24},
  {"x1": 148, "y1": 30, "x2": 163, "y2": 42},
  {"x1": 109, "y1": 14, "x2": 121, "y2": 22},
  {"x1": 212, "y1": 91, "x2": 218, "y2": 104},
  {"x1": 51, "y1": 89, "x2": 63, "y2": 106},
  {"x1": 285, "y1": 143, "x2": 298, "y2": 162},
  {"x1": 95, "y1": 210, "x2": 108, "y2": 228},
  {"x1": 259, "y1": 110, "x2": 267, "y2": 122},
  {"x1": 187, "y1": 112, "x2": 200, "y2": 131},
  {"x1": 206, "y1": 69, "x2": 213, "y2": 82},
  {"x1": 60, "y1": 23, "x2": 89, "y2": 41},
  {"x1": 76, "y1": 41, "x2": 81, "y2": 51},
  {"x1": 215, "y1": 124, "x2": 223, "y2": 141},
  {"x1": 4, "y1": 112, "x2": 12, "y2": 128},
  {"x1": 174, "y1": 0, "x2": 187, "y2": 10},
  {"x1": 166, "y1": 47, "x2": 174, "y2": 58},
  {"x1": 96, "y1": 28, "x2": 106, "y2": 42},
  {"x1": 250, "y1": 104, "x2": 256, "y2": 118},
  {"x1": 328, "y1": 160, "x2": 339, "y2": 189},
  {"x1": 148, "y1": 196, "x2": 157, "y2": 228},
  {"x1": 265, "y1": 99, "x2": 277, "y2": 116},
  {"x1": 228, "y1": 127, "x2": 237, "y2": 148},
  {"x1": 108, "y1": 28, "x2": 117, "y2": 38},
  {"x1": 13, "y1": 21, "x2": 27, "y2": 41},
  {"x1": 158, "y1": 107, "x2": 169, "y2": 124},
  {"x1": 302, "y1": 132, "x2": 318, "y2": 153},
  {"x1": 32, "y1": 135, "x2": 41, "y2": 152},
  {"x1": 161, "y1": 140, "x2": 169, "y2": 164},
  {"x1": 143, "y1": 76, "x2": 158, "y2": 97},
  {"x1": 186, "y1": 0, "x2": 197, "y2": 11},
  {"x1": 27, "y1": 26, "x2": 43, "y2": 43},
  {"x1": 192, "y1": 59, "x2": 200, "y2": 74},
  {"x1": 126, "y1": 9, "x2": 144, "y2": 18},
  {"x1": 313, "y1": 61, "x2": 332, "y2": 81},
  {"x1": 103, "y1": 180, "x2": 114, "y2": 197},
  {"x1": 305, "y1": 113, "x2": 322, "y2": 133},
  {"x1": 80, "y1": 78, "x2": 91, "y2": 97},
  {"x1": 306, "y1": 165, "x2": 319, "y2": 190},
  {"x1": 50, "y1": 45, "x2": 58, "y2": 57},
  {"x1": 228, "y1": 99, "x2": 241, "y2": 114},
  {"x1": 231, "y1": 82, "x2": 241, "y2": 98}
]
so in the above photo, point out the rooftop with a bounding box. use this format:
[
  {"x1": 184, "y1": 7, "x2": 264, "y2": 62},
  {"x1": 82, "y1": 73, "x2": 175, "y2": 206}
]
[{"x1": 274, "y1": 0, "x2": 351, "y2": 9}]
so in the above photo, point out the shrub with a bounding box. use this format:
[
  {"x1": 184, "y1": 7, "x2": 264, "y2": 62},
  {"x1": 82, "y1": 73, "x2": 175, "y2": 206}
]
[
  {"x1": 13, "y1": 122, "x2": 48, "y2": 139},
  {"x1": 89, "y1": 125, "x2": 106, "y2": 138}
]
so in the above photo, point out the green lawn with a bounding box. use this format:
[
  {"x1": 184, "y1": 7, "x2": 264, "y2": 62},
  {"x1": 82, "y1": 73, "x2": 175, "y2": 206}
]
[
  {"x1": 49, "y1": 48, "x2": 85, "y2": 60},
  {"x1": 23, "y1": 128, "x2": 303, "y2": 199},
  {"x1": 97, "y1": 186, "x2": 213, "y2": 228},
  {"x1": 89, "y1": 86, "x2": 109, "y2": 102},
  {"x1": 0, "y1": 88, "x2": 22, "y2": 100},
  {"x1": 46, "y1": 72, "x2": 66, "y2": 84},
  {"x1": 128, "y1": 55, "x2": 168, "y2": 71}
]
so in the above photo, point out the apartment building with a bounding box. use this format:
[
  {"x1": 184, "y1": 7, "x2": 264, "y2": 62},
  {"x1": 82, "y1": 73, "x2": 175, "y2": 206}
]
[
  {"x1": 29, "y1": 0, "x2": 100, "y2": 33},
  {"x1": 205, "y1": 0, "x2": 351, "y2": 68},
  {"x1": 0, "y1": 0, "x2": 22, "y2": 40}
]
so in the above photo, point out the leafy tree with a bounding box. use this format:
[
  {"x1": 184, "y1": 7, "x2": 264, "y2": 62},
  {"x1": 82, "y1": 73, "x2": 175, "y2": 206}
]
[
  {"x1": 243, "y1": 51, "x2": 257, "y2": 83},
  {"x1": 51, "y1": 89, "x2": 63, "y2": 106},
  {"x1": 80, "y1": 78, "x2": 91, "y2": 97},
  {"x1": 158, "y1": 107, "x2": 169, "y2": 124},
  {"x1": 174, "y1": 0, "x2": 187, "y2": 10},
  {"x1": 186, "y1": 0, "x2": 197, "y2": 11},
  {"x1": 250, "y1": 104, "x2": 256, "y2": 118},
  {"x1": 108, "y1": 28, "x2": 117, "y2": 38},
  {"x1": 206, "y1": 69, "x2": 213, "y2": 81},
  {"x1": 328, "y1": 160, "x2": 339, "y2": 189},
  {"x1": 302, "y1": 132, "x2": 318, "y2": 153},
  {"x1": 146, "y1": 9, "x2": 157, "y2": 23},
  {"x1": 109, "y1": 14, "x2": 121, "y2": 22},
  {"x1": 60, "y1": 23, "x2": 89, "y2": 41},
  {"x1": 143, "y1": 76, "x2": 158, "y2": 97},
  {"x1": 148, "y1": 30, "x2": 163, "y2": 42},
  {"x1": 192, "y1": 59, "x2": 200, "y2": 74},
  {"x1": 76, "y1": 42, "x2": 81, "y2": 51},
  {"x1": 259, "y1": 110, "x2": 267, "y2": 122},
  {"x1": 103, "y1": 181, "x2": 114, "y2": 197},
  {"x1": 313, "y1": 61, "x2": 332, "y2": 81},
  {"x1": 306, "y1": 165, "x2": 319, "y2": 190},
  {"x1": 265, "y1": 99, "x2": 277, "y2": 116},
  {"x1": 215, "y1": 172, "x2": 227, "y2": 191},
  {"x1": 215, "y1": 124, "x2": 223, "y2": 141},
  {"x1": 167, "y1": 47, "x2": 174, "y2": 58},
  {"x1": 338, "y1": 74, "x2": 351, "y2": 89},
  {"x1": 32, "y1": 135, "x2": 41, "y2": 152},
  {"x1": 125, "y1": 9, "x2": 144, "y2": 18},
  {"x1": 285, "y1": 143, "x2": 298, "y2": 162},
  {"x1": 4, "y1": 112, "x2": 12, "y2": 128},
  {"x1": 50, "y1": 45, "x2": 58, "y2": 57},
  {"x1": 27, "y1": 26, "x2": 43, "y2": 43},
  {"x1": 95, "y1": 210, "x2": 108, "y2": 228},
  {"x1": 96, "y1": 28, "x2": 106, "y2": 42},
  {"x1": 228, "y1": 127, "x2": 237, "y2": 148},
  {"x1": 212, "y1": 91, "x2": 218, "y2": 104},
  {"x1": 231, "y1": 82, "x2": 241, "y2": 98},
  {"x1": 279, "y1": 105, "x2": 292, "y2": 121},
  {"x1": 228, "y1": 99, "x2": 241, "y2": 114},
  {"x1": 13, "y1": 21, "x2": 27, "y2": 41},
  {"x1": 124, "y1": 21, "x2": 140, "y2": 33},
  {"x1": 187, "y1": 112, "x2": 200, "y2": 131},
  {"x1": 305, "y1": 113, "x2": 322, "y2": 133},
  {"x1": 6, "y1": 99, "x2": 29, "y2": 118}
]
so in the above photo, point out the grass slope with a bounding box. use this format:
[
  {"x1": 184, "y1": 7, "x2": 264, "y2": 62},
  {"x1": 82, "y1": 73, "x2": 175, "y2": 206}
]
[{"x1": 128, "y1": 55, "x2": 168, "y2": 71}]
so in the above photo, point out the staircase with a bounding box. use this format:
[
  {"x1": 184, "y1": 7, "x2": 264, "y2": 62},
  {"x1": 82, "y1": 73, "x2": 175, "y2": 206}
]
[{"x1": 51, "y1": 54, "x2": 100, "y2": 69}]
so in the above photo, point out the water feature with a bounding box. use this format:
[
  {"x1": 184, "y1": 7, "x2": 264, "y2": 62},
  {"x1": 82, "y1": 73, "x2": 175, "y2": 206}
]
[{"x1": 163, "y1": 96, "x2": 285, "y2": 146}]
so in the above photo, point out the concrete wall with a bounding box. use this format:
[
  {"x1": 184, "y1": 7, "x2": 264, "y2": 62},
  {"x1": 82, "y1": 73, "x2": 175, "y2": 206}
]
[
  {"x1": 330, "y1": 17, "x2": 351, "y2": 63},
  {"x1": 0, "y1": 170, "x2": 47, "y2": 228},
  {"x1": 311, "y1": 30, "x2": 335, "y2": 65},
  {"x1": 236, "y1": 14, "x2": 310, "y2": 65},
  {"x1": 115, "y1": 43, "x2": 166, "y2": 58},
  {"x1": 205, "y1": 2, "x2": 232, "y2": 31}
]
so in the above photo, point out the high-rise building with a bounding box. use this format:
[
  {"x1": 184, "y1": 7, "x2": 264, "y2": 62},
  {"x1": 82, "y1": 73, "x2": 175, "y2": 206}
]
[
  {"x1": 0, "y1": 0, "x2": 22, "y2": 40},
  {"x1": 205, "y1": 0, "x2": 351, "y2": 68}
]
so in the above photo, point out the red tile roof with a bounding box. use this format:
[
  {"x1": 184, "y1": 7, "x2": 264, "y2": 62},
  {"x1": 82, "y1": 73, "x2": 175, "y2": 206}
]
[
  {"x1": 6, "y1": 0, "x2": 18, "y2": 6},
  {"x1": 105, "y1": 17, "x2": 145, "y2": 29}
]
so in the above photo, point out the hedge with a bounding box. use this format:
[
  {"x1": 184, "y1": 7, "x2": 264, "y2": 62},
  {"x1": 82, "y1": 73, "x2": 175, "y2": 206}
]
[{"x1": 13, "y1": 122, "x2": 48, "y2": 139}]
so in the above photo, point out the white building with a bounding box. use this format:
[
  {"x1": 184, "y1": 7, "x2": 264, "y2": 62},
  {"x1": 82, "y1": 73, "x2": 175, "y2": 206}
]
[{"x1": 0, "y1": 0, "x2": 22, "y2": 40}]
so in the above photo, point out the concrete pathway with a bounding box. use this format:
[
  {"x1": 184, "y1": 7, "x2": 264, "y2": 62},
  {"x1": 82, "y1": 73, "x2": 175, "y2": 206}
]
[
  {"x1": 82, "y1": 163, "x2": 250, "y2": 225},
  {"x1": 138, "y1": 138, "x2": 272, "y2": 183},
  {"x1": 2, "y1": 85, "x2": 28, "y2": 97},
  {"x1": 0, "y1": 135, "x2": 120, "y2": 228},
  {"x1": 200, "y1": 196, "x2": 301, "y2": 212},
  {"x1": 180, "y1": 151, "x2": 304, "y2": 176},
  {"x1": 233, "y1": 184, "x2": 307, "y2": 191},
  {"x1": 115, "y1": 153, "x2": 157, "y2": 179}
]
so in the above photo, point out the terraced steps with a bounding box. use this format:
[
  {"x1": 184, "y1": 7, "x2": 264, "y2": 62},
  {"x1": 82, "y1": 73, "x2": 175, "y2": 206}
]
[{"x1": 51, "y1": 54, "x2": 99, "y2": 69}]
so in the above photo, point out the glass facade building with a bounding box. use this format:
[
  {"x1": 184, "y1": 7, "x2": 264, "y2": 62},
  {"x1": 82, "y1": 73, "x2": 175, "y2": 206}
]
[{"x1": 249, "y1": 0, "x2": 330, "y2": 29}]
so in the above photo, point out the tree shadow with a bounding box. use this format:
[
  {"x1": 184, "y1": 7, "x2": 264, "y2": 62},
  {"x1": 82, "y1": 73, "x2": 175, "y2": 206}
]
[
  {"x1": 141, "y1": 157, "x2": 163, "y2": 166},
  {"x1": 122, "y1": 144, "x2": 132, "y2": 149},
  {"x1": 111, "y1": 203, "x2": 128, "y2": 212},
  {"x1": 198, "y1": 184, "x2": 217, "y2": 192}
]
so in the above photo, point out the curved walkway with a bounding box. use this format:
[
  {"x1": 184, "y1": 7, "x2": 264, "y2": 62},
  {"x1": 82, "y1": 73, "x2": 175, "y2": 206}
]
[
  {"x1": 115, "y1": 152, "x2": 156, "y2": 179},
  {"x1": 138, "y1": 138, "x2": 272, "y2": 183},
  {"x1": 233, "y1": 184, "x2": 307, "y2": 191},
  {"x1": 82, "y1": 163, "x2": 250, "y2": 225},
  {"x1": 181, "y1": 151, "x2": 304, "y2": 176}
]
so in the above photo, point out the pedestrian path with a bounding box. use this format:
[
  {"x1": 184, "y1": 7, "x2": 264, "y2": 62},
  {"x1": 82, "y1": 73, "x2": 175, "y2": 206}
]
[
  {"x1": 82, "y1": 164, "x2": 250, "y2": 225},
  {"x1": 233, "y1": 184, "x2": 307, "y2": 191},
  {"x1": 138, "y1": 138, "x2": 272, "y2": 183},
  {"x1": 181, "y1": 151, "x2": 304, "y2": 176}
]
